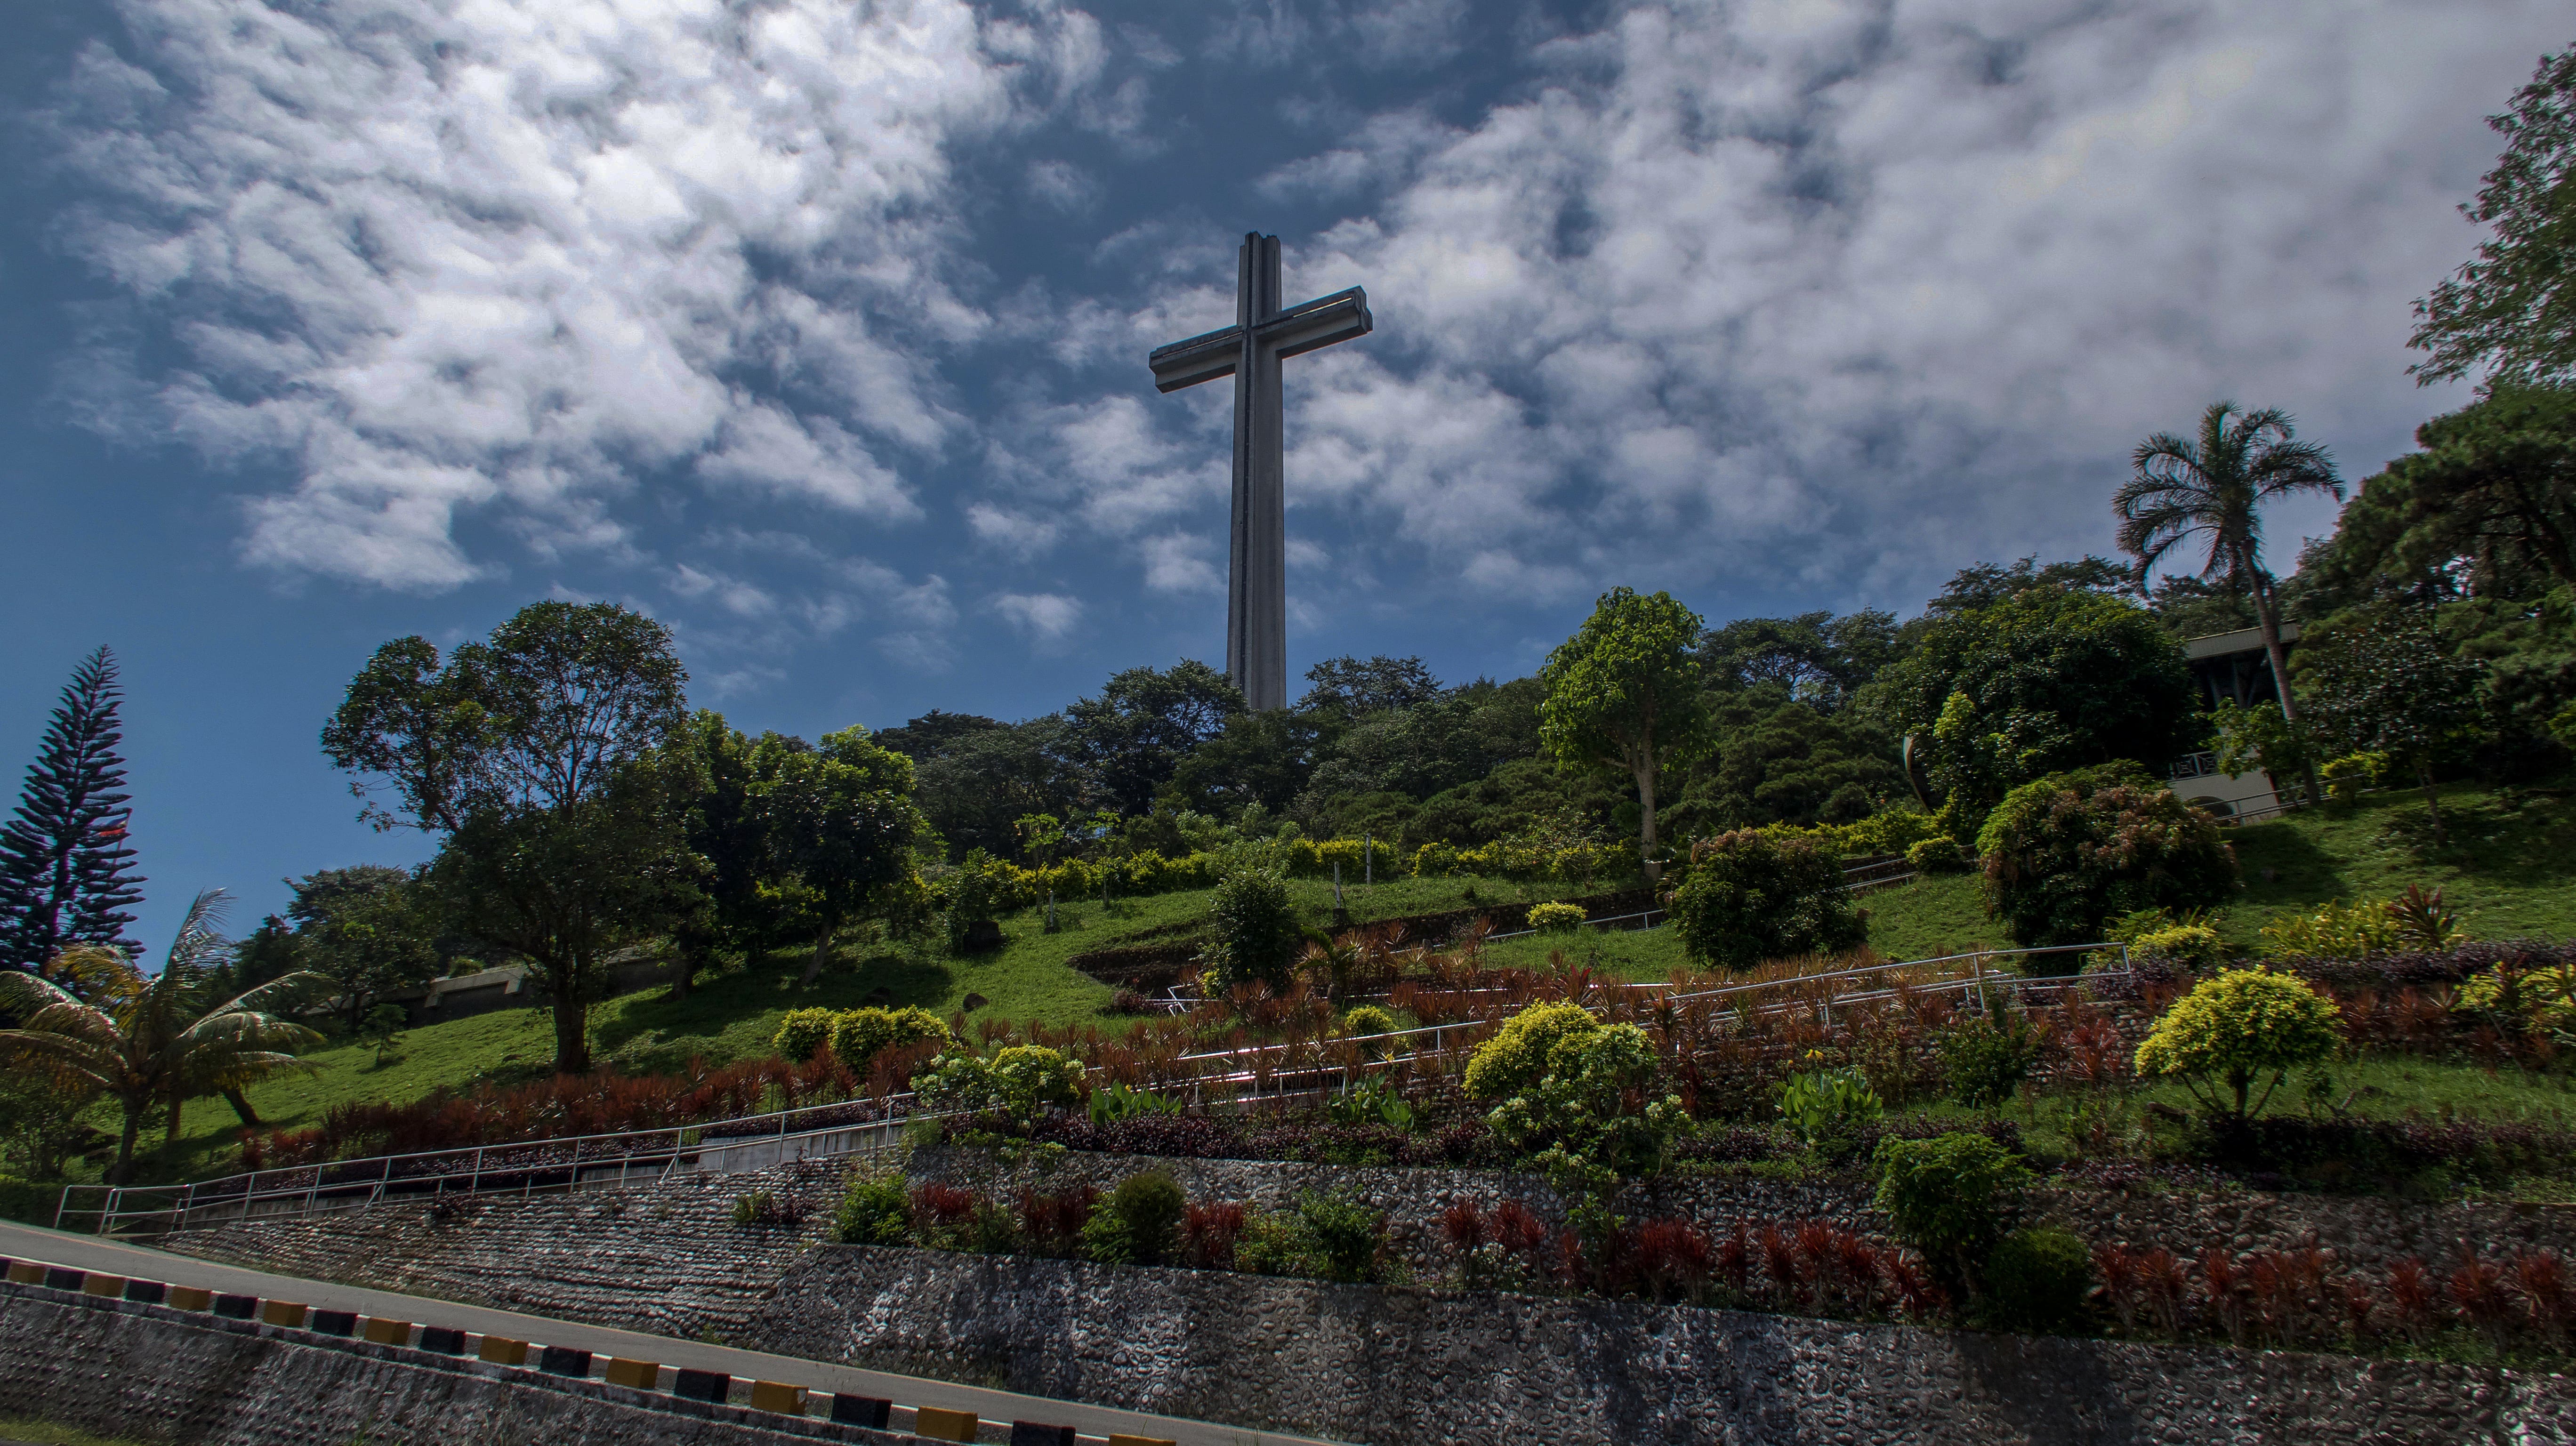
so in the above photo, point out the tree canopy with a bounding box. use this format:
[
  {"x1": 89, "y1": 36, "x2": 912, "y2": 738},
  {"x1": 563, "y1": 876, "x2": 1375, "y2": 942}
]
[
  {"x1": 2412, "y1": 46, "x2": 2576, "y2": 386},
  {"x1": 1538, "y1": 587, "x2": 1714, "y2": 873}
]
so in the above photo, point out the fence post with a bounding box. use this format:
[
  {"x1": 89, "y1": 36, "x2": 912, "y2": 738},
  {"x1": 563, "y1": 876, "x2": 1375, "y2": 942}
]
[{"x1": 1971, "y1": 953, "x2": 1988, "y2": 1019}]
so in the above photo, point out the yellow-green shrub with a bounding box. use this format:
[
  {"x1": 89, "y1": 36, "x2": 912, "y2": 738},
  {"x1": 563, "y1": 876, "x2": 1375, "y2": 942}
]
[
  {"x1": 2133, "y1": 968, "x2": 2341, "y2": 1120},
  {"x1": 2130, "y1": 923, "x2": 2227, "y2": 969},
  {"x1": 828, "y1": 1006, "x2": 948, "y2": 1071},
  {"x1": 1526, "y1": 901, "x2": 1588, "y2": 932},
  {"x1": 773, "y1": 1007, "x2": 841, "y2": 1063},
  {"x1": 2459, "y1": 963, "x2": 2576, "y2": 1035},
  {"x1": 2318, "y1": 751, "x2": 2391, "y2": 801},
  {"x1": 1463, "y1": 1001, "x2": 1600, "y2": 1102},
  {"x1": 1340, "y1": 1005, "x2": 1397, "y2": 1039},
  {"x1": 2258, "y1": 900, "x2": 2396, "y2": 959}
]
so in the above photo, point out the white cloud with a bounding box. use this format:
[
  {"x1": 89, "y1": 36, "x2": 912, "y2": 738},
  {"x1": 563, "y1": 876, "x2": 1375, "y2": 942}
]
[
  {"x1": 1140, "y1": 531, "x2": 1221, "y2": 593},
  {"x1": 965, "y1": 503, "x2": 1061, "y2": 558},
  {"x1": 990, "y1": 591, "x2": 1086, "y2": 643},
  {"x1": 1027, "y1": 159, "x2": 1103, "y2": 213},
  {"x1": 45, "y1": 0, "x2": 1103, "y2": 589}
]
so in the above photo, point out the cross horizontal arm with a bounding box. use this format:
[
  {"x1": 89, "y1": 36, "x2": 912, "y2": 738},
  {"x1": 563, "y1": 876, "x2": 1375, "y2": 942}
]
[{"x1": 1148, "y1": 286, "x2": 1374, "y2": 394}]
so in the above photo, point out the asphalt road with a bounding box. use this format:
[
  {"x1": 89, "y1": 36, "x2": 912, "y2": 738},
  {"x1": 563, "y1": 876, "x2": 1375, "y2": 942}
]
[{"x1": 0, "y1": 1219, "x2": 1344, "y2": 1446}]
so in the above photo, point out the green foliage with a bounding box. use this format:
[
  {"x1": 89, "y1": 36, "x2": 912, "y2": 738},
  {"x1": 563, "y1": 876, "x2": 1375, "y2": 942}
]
[
  {"x1": 938, "y1": 850, "x2": 1021, "y2": 951},
  {"x1": 0, "y1": 1175, "x2": 64, "y2": 1226},
  {"x1": 772, "y1": 1007, "x2": 840, "y2": 1064},
  {"x1": 1235, "y1": 1189, "x2": 1389, "y2": 1284},
  {"x1": 2298, "y1": 608, "x2": 2491, "y2": 772},
  {"x1": 1339, "y1": 1005, "x2": 1397, "y2": 1040},
  {"x1": 1064, "y1": 659, "x2": 1244, "y2": 816},
  {"x1": 2130, "y1": 923, "x2": 2228, "y2": 969},
  {"x1": 285, "y1": 868, "x2": 445, "y2": 1031},
  {"x1": 1485, "y1": 1023, "x2": 1684, "y2": 1195},
  {"x1": 832, "y1": 1167, "x2": 912, "y2": 1245},
  {"x1": 1667, "y1": 829, "x2": 1867, "y2": 970},
  {"x1": 1939, "y1": 1016, "x2": 2038, "y2": 1109},
  {"x1": 1086, "y1": 1079, "x2": 1183, "y2": 1125},
  {"x1": 1666, "y1": 688, "x2": 1900, "y2": 835},
  {"x1": 1906, "y1": 835, "x2": 1971, "y2": 875},
  {"x1": 1326, "y1": 1073, "x2": 1417, "y2": 1131},
  {"x1": 1871, "y1": 1132, "x2": 2034, "y2": 1288},
  {"x1": 1203, "y1": 869, "x2": 1300, "y2": 991},
  {"x1": 2207, "y1": 700, "x2": 2318, "y2": 796},
  {"x1": 1526, "y1": 901, "x2": 1587, "y2": 933},
  {"x1": 2409, "y1": 47, "x2": 2576, "y2": 386},
  {"x1": 2386, "y1": 884, "x2": 2471, "y2": 951},
  {"x1": 2459, "y1": 961, "x2": 2576, "y2": 1035},
  {"x1": 2318, "y1": 751, "x2": 2391, "y2": 800},
  {"x1": 827, "y1": 1006, "x2": 947, "y2": 1071},
  {"x1": 751, "y1": 725, "x2": 929, "y2": 979},
  {"x1": 2133, "y1": 968, "x2": 2343, "y2": 1120},
  {"x1": 2257, "y1": 899, "x2": 2397, "y2": 959},
  {"x1": 1538, "y1": 586, "x2": 1714, "y2": 864},
  {"x1": 1981, "y1": 1227, "x2": 2093, "y2": 1333},
  {"x1": 0, "y1": 647, "x2": 145, "y2": 982},
  {"x1": 1462, "y1": 1001, "x2": 1600, "y2": 1102},
  {"x1": 910, "y1": 1044, "x2": 1084, "y2": 1126},
  {"x1": 1881, "y1": 586, "x2": 2201, "y2": 836},
  {"x1": 1081, "y1": 1170, "x2": 1187, "y2": 1266},
  {"x1": 1773, "y1": 1066, "x2": 1883, "y2": 1161},
  {"x1": 1975, "y1": 763, "x2": 2238, "y2": 951},
  {"x1": 0, "y1": 1064, "x2": 97, "y2": 1181},
  {"x1": 359, "y1": 1003, "x2": 408, "y2": 1067}
]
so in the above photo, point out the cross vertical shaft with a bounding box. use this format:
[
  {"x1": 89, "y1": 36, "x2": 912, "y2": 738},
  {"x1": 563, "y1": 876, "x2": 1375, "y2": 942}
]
[{"x1": 1230, "y1": 235, "x2": 1287, "y2": 712}]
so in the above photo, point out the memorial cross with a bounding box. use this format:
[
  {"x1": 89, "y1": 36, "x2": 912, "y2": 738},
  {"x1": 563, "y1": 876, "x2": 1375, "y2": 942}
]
[{"x1": 1149, "y1": 233, "x2": 1373, "y2": 712}]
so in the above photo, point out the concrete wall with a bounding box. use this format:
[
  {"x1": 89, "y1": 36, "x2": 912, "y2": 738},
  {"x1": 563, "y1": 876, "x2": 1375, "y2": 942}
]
[
  {"x1": 744, "y1": 1245, "x2": 2576, "y2": 1446},
  {"x1": 0, "y1": 1283, "x2": 888, "y2": 1446}
]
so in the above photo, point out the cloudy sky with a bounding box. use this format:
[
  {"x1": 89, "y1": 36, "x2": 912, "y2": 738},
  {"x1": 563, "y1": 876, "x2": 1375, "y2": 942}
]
[{"x1": 0, "y1": 0, "x2": 2560, "y2": 944}]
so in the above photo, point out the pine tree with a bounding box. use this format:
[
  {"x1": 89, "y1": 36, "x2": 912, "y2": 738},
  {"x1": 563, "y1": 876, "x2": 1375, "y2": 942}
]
[{"x1": 0, "y1": 647, "x2": 146, "y2": 980}]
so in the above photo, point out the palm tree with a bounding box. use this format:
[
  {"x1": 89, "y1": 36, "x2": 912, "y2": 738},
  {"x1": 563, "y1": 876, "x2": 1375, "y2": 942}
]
[
  {"x1": 2117, "y1": 402, "x2": 2344, "y2": 795},
  {"x1": 0, "y1": 890, "x2": 327, "y2": 1183}
]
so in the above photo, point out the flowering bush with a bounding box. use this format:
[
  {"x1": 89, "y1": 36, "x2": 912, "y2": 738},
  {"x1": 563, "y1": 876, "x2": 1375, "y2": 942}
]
[{"x1": 1485, "y1": 1023, "x2": 1686, "y2": 1195}]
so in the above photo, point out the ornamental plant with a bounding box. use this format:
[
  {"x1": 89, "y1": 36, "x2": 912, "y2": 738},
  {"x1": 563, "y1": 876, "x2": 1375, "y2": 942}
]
[
  {"x1": 1462, "y1": 1001, "x2": 1601, "y2": 1101},
  {"x1": 833, "y1": 1167, "x2": 911, "y2": 1245},
  {"x1": 2132, "y1": 968, "x2": 2341, "y2": 1121},
  {"x1": 827, "y1": 1005, "x2": 948, "y2": 1071},
  {"x1": 2459, "y1": 960, "x2": 2576, "y2": 1036},
  {"x1": 772, "y1": 1007, "x2": 842, "y2": 1063},
  {"x1": 1667, "y1": 830, "x2": 1866, "y2": 970},
  {"x1": 1976, "y1": 763, "x2": 2237, "y2": 953},
  {"x1": 1774, "y1": 1065, "x2": 1883, "y2": 1162},
  {"x1": 1526, "y1": 901, "x2": 1588, "y2": 933},
  {"x1": 1484, "y1": 1023, "x2": 1685, "y2": 1197},
  {"x1": 911, "y1": 1043, "x2": 1085, "y2": 1128},
  {"x1": 1871, "y1": 1132, "x2": 2035, "y2": 1295},
  {"x1": 2257, "y1": 900, "x2": 2396, "y2": 959},
  {"x1": 1203, "y1": 868, "x2": 1301, "y2": 991},
  {"x1": 1080, "y1": 1170, "x2": 1186, "y2": 1266}
]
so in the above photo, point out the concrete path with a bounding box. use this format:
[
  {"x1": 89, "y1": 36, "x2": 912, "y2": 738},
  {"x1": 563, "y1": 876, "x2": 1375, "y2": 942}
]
[{"x1": 0, "y1": 1220, "x2": 1343, "y2": 1446}]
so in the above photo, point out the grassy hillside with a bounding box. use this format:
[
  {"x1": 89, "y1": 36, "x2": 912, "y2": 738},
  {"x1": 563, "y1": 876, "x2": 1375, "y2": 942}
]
[{"x1": 80, "y1": 783, "x2": 2576, "y2": 1186}]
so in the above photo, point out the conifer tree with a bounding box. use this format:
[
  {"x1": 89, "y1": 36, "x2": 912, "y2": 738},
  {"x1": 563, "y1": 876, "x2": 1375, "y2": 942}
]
[{"x1": 0, "y1": 648, "x2": 146, "y2": 981}]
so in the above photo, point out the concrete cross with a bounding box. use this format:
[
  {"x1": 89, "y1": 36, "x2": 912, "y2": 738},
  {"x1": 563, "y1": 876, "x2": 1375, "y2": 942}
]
[{"x1": 1149, "y1": 233, "x2": 1373, "y2": 712}]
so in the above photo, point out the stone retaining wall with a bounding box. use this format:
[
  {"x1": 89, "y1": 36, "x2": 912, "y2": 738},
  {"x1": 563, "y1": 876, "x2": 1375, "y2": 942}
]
[
  {"x1": 742, "y1": 1245, "x2": 2576, "y2": 1446},
  {"x1": 0, "y1": 1284, "x2": 882, "y2": 1446}
]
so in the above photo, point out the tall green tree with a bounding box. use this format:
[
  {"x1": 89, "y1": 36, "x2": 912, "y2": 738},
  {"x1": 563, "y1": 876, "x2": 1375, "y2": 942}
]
[
  {"x1": 2116, "y1": 402, "x2": 2343, "y2": 755},
  {"x1": 750, "y1": 726, "x2": 926, "y2": 985},
  {"x1": 1539, "y1": 588, "x2": 1713, "y2": 880},
  {"x1": 322, "y1": 601, "x2": 700, "y2": 1074},
  {"x1": 2411, "y1": 45, "x2": 2576, "y2": 386},
  {"x1": 1065, "y1": 660, "x2": 1243, "y2": 816},
  {"x1": 0, "y1": 647, "x2": 146, "y2": 985},
  {"x1": 2296, "y1": 607, "x2": 2491, "y2": 845},
  {"x1": 0, "y1": 890, "x2": 324, "y2": 1183},
  {"x1": 285, "y1": 868, "x2": 442, "y2": 1030}
]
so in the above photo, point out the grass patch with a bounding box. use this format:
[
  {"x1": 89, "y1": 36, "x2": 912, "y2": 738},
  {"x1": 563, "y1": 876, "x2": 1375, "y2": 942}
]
[
  {"x1": 2222, "y1": 783, "x2": 2576, "y2": 948},
  {"x1": 0, "y1": 1418, "x2": 158, "y2": 1446}
]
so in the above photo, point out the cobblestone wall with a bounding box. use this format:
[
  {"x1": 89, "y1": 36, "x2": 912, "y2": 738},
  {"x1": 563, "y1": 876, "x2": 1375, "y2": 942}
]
[{"x1": 745, "y1": 1245, "x2": 2576, "y2": 1446}]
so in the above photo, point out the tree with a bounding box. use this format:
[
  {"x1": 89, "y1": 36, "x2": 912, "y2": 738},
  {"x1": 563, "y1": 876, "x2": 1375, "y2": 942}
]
[
  {"x1": 323, "y1": 601, "x2": 699, "y2": 1074},
  {"x1": 907, "y1": 715, "x2": 1088, "y2": 862},
  {"x1": 2133, "y1": 968, "x2": 2342, "y2": 1122},
  {"x1": 1879, "y1": 586, "x2": 2200, "y2": 835},
  {"x1": 1920, "y1": 555, "x2": 2136, "y2": 621},
  {"x1": 1296, "y1": 656, "x2": 1445, "y2": 723},
  {"x1": 289, "y1": 869, "x2": 442, "y2": 1030},
  {"x1": 1666, "y1": 830, "x2": 1868, "y2": 970},
  {"x1": 2411, "y1": 46, "x2": 2576, "y2": 386},
  {"x1": 2342, "y1": 386, "x2": 2576, "y2": 595},
  {"x1": 1667, "y1": 691, "x2": 1899, "y2": 835},
  {"x1": 1202, "y1": 869, "x2": 1300, "y2": 992},
  {"x1": 0, "y1": 890, "x2": 324, "y2": 1182},
  {"x1": 0, "y1": 647, "x2": 146, "y2": 985},
  {"x1": 1696, "y1": 610, "x2": 1901, "y2": 711},
  {"x1": 1165, "y1": 709, "x2": 1326, "y2": 819},
  {"x1": 1064, "y1": 660, "x2": 1243, "y2": 816},
  {"x1": 1539, "y1": 588, "x2": 1713, "y2": 879},
  {"x1": 1975, "y1": 763, "x2": 2237, "y2": 953},
  {"x1": 751, "y1": 726, "x2": 926, "y2": 985},
  {"x1": 2116, "y1": 402, "x2": 2344, "y2": 798},
  {"x1": 2295, "y1": 606, "x2": 2491, "y2": 845}
]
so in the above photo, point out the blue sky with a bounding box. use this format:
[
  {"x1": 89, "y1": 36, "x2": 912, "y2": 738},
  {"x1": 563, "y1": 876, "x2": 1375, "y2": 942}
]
[{"x1": 0, "y1": 0, "x2": 2562, "y2": 950}]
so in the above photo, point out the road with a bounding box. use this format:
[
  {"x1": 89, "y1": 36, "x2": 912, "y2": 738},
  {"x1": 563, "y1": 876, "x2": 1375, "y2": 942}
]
[{"x1": 0, "y1": 1219, "x2": 1344, "y2": 1446}]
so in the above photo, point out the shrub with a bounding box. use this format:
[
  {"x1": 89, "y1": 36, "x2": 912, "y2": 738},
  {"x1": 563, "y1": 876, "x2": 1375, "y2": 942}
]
[
  {"x1": 1938, "y1": 1015, "x2": 2037, "y2": 1110},
  {"x1": 1976, "y1": 763, "x2": 2238, "y2": 953},
  {"x1": 1526, "y1": 901, "x2": 1588, "y2": 933},
  {"x1": 1081, "y1": 1171, "x2": 1187, "y2": 1266},
  {"x1": 1339, "y1": 1005, "x2": 1398, "y2": 1041},
  {"x1": 2128, "y1": 922, "x2": 2226, "y2": 970},
  {"x1": 828, "y1": 1005, "x2": 948, "y2": 1071},
  {"x1": 1872, "y1": 1132, "x2": 2034, "y2": 1292},
  {"x1": 1774, "y1": 1067, "x2": 1883, "y2": 1162},
  {"x1": 2259, "y1": 900, "x2": 2396, "y2": 960},
  {"x1": 1906, "y1": 836, "x2": 1972, "y2": 875},
  {"x1": 1085, "y1": 1080, "x2": 1183, "y2": 1125},
  {"x1": 1295, "y1": 1188, "x2": 1388, "y2": 1283},
  {"x1": 833, "y1": 1168, "x2": 911, "y2": 1245},
  {"x1": 1204, "y1": 869, "x2": 1301, "y2": 991},
  {"x1": 2458, "y1": 960, "x2": 2576, "y2": 1036},
  {"x1": 773, "y1": 1007, "x2": 842, "y2": 1064},
  {"x1": 732, "y1": 1190, "x2": 806, "y2": 1228},
  {"x1": 0, "y1": 1175, "x2": 63, "y2": 1227},
  {"x1": 1982, "y1": 1226, "x2": 2091, "y2": 1332},
  {"x1": 1485, "y1": 1023, "x2": 1686, "y2": 1194},
  {"x1": 1668, "y1": 830, "x2": 1867, "y2": 970},
  {"x1": 911, "y1": 1044, "x2": 1086, "y2": 1126},
  {"x1": 2385, "y1": 884, "x2": 2469, "y2": 952},
  {"x1": 1017, "y1": 1185, "x2": 1097, "y2": 1259},
  {"x1": 2133, "y1": 968, "x2": 2342, "y2": 1121},
  {"x1": 2318, "y1": 750, "x2": 2390, "y2": 801},
  {"x1": 1462, "y1": 1001, "x2": 1601, "y2": 1102}
]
